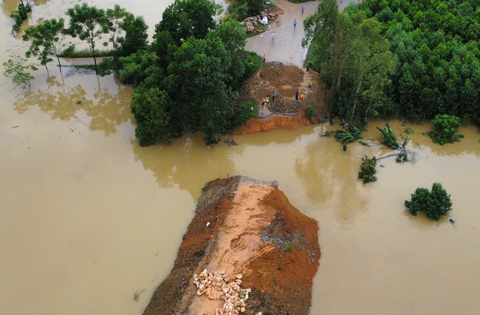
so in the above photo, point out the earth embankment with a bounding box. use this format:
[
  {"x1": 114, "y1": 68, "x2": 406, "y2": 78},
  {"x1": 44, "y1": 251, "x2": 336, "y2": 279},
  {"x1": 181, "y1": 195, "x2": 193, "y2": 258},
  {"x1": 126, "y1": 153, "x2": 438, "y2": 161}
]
[{"x1": 142, "y1": 176, "x2": 320, "y2": 315}]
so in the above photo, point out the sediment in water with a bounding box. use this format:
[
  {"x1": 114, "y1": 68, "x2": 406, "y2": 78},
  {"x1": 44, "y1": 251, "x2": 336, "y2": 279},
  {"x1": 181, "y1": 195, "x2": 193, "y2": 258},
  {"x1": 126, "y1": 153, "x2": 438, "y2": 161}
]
[{"x1": 142, "y1": 176, "x2": 320, "y2": 315}]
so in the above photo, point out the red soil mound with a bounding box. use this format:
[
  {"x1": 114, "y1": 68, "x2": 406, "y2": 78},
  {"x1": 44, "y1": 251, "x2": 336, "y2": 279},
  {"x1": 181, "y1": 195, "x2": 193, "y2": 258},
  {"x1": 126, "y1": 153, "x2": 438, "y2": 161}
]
[
  {"x1": 142, "y1": 176, "x2": 320, "y2": 315},
  {"x1": 233, "y1": 109, "x2": 318, "y2": 135}
]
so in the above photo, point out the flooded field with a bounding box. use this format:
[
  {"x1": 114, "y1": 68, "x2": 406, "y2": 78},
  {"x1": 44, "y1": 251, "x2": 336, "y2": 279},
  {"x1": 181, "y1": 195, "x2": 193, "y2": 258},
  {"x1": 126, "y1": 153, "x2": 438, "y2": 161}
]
[{"x1": 1, "y1": 1, "x2": 480, "y2": 315}]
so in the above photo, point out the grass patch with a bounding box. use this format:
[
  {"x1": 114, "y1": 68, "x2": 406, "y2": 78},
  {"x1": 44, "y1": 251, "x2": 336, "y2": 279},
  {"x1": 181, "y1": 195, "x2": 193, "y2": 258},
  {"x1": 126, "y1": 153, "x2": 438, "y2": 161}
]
[
  {"x1": 283, "y1": 242, "x2": 292, "y2": 253},
  {"x1": 58, "y1": 45, "x2": 114, "y2": 58}
]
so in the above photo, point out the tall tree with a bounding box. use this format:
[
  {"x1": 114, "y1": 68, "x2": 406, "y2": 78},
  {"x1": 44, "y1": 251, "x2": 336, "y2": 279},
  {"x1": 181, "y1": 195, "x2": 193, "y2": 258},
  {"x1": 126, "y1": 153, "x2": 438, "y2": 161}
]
[
  {"x1": 131, "y1": 87, "x2": 174, "y2": 146},
  {"x1": 208, "y1": 18, "x2": 247, "y2": 87},
  {"x1": 65, "y1": 4, "x2": 109, "y2": 72},
  {"x1": 155, "y1": 0, "x2": 218, "y2": 45},
  {"x1": 167, "y1": 36, "x2": 235, "y2": 144},
  {"x1": 22, "y1": 18, "x2": 66, "y2": 71},
  {"x1": 303, "y1": 0, "x2": 339, "y2": 117},
  {"x1": 118, "y1": 13, "x2": 148, "y2": 57},
  {"x1": 105, "y1": 5, "x2": 126, "y2": 51}
]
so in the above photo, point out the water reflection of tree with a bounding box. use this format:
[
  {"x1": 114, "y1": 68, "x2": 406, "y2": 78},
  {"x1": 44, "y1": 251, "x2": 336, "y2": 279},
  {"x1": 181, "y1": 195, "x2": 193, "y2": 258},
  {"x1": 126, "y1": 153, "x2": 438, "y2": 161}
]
[
  {"x1": 294, "y1": 138, "x2": 370, "y2": 224},
  {"x1": 13, "y1": 71, "x2": 132, "y2": 136},
  {"x1": 131, "y1": 137, "x2": 241, "y2": 200}
]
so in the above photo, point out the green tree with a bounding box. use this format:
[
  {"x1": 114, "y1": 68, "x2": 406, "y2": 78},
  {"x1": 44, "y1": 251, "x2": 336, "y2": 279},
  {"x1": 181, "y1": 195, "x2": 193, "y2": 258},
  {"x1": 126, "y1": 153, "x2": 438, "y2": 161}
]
[
  {"x1": 152, "y1": 30, "x2": 177, "y2": 69},
  {"x1": 237, "y1": 0, "x2": 265, "y2": 15},
  {"x1": 22, "y1": 18, "x2": 66, "y2": 72},
  {"x1": 208, "y1": 18, "x2": 247, "y2": 87},
  {"x1": 428, "y1": 114, "x2": 464, "y2": 145},
  {"x1": 303, "y1": 0, "x2": 339, "y2": 117},
  {"x1": 167, "y1": 36, "x2": 236, "y2": 144},
  {"x1": 65, "y1": 4, "x2": 109, "y2": 72},
  {"x1": 118, "y1": 13, "x2": 148, "y2": 57},
  {"x1": 155, "y1": 0, "x2": 218, "y2": 45},
  {"x1": 405, "y1": 183, "x2": 453, "y2": 221},
  {"x1": 3, "y1": 57, "x2": 37, "y2": 87},
  {"x1": 11, "y1": 0, "x2": 32, "y2": 33},
  {"x1": 358, "y1": 156, "x2": 377, "y2": 183},
  {"x1": 119, "y1": 50, "x2": 163, "y2": 87},
  {"x1": 105, "y1": 5, "x2": 126, "y2": 51},
  {"x1": 131, "y1": 87, "x2": 175, "y2": 146}
]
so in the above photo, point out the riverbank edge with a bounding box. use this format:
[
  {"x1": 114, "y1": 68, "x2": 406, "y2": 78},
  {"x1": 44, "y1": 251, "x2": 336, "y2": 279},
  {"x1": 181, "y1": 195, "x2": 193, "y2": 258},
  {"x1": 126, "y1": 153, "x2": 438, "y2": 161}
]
[{"x1": 233, "y1": 109, "x2": 320, "y2": 135}]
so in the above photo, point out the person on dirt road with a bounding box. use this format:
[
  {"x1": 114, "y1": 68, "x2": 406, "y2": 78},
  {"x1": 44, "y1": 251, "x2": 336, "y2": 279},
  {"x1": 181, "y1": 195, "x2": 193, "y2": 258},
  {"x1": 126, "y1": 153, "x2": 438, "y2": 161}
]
[
  {"x1": 272, "y1": 32, "x2": 275, "y2": 41},
  {"x1": 272, "y1": 91, "x2": 276, "y2": 102},
  {"x1": 263, "y1": 54, "x2": 266, "y2": 63},
  {"x1": 295, "y1": 90, "x2": 299, "y2": 101},
  {"x1": 262, "y1": 97, "x2": 265, "y2": 106},
  {"x1": 266, "y1": 95, "x2": 270, "y2": 105},
  {"x1": 302, "y1": 6, "x2": 304, "y2": 14},
  {"x1": 300, "y1": 93, "x2": 305, "y2": 101},
  {"x1": 294, "y1": 19, "x2": 297, "y2": 27}
]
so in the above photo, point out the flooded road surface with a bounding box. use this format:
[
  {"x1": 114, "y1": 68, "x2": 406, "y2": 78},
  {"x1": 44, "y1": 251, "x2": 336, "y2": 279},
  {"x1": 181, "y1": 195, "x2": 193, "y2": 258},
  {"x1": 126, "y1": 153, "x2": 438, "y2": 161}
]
[
  {"x1": 245, "y1": 0, "x2": 318, "y2": 67},
  {"x1": 2, "y1": 1, "x2": 480, "y2": 315},
  {"x1": 245, "y1": 0, "x2": 358, "y2": 67}
]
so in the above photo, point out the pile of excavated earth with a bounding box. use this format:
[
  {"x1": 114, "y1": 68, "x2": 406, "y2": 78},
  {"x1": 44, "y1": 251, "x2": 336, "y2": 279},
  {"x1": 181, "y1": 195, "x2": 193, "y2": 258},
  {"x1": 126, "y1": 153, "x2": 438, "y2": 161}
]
[
  {"x1": 234, "y1": 63, "x2": 326, "y2": 134},
  {"x1": 142, "y1": 176, "x2": 320, "y2": 315}
]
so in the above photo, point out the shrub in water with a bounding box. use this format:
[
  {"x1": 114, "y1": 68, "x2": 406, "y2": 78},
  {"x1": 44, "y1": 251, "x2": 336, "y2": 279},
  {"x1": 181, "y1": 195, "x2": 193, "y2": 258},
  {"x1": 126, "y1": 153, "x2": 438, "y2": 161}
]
[
  {"x1": 358, "y1": 156, "x2": 377, "y2": 183},
  {"x1": 405, "y1": 183, "x2": 452, "y2": 221},
  {"x1": 428, "y1": 114, "x2": 463, "y2": 145}
]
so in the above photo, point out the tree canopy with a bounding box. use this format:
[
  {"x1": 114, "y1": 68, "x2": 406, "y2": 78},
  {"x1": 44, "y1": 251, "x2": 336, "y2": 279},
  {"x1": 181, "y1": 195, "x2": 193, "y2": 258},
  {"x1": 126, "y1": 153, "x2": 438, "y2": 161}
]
[
  {"x1": 306, "y1": 0, "x2": 480, "y2": 124},
  {"x1": 22, "y1": 18, "x2": 66, "y2": 71},
  {"x1": 155, "y1": 0, "x2": 218, "y2": 45}
]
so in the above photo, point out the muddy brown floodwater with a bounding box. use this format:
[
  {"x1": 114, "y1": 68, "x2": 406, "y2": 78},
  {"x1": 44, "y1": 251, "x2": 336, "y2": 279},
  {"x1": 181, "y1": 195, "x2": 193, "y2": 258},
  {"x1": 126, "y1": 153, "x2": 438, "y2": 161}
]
[{"x1": 1, "y1": 1, "x2": 480, "y2": 315}]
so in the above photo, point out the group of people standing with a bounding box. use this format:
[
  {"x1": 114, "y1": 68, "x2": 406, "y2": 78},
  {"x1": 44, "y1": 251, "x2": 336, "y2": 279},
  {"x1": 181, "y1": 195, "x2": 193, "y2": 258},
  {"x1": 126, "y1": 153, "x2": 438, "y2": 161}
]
[
  {"x1": 260, "y1": 89, "x2": 305, "y2": 106},
  {"x1": 261, "y1": 91, "x2": 276, "y2": 107}
]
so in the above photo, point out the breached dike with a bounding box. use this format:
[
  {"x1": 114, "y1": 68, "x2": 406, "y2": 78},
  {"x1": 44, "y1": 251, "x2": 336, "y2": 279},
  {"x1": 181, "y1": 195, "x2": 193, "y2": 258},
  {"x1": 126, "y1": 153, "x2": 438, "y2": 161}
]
[
  {"x1": 233, "y1": 109, "x2": 319, "y2": 135},
  {"x1": 143, "y1": 176, "x2": 320, "y2": 315}
]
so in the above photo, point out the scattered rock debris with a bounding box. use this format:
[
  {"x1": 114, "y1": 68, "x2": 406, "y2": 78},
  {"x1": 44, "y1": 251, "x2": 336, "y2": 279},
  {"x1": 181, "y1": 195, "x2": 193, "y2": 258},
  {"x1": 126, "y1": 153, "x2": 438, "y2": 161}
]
[{"x1": 193, "y1": 269, "x2": 250, "y2": 315}]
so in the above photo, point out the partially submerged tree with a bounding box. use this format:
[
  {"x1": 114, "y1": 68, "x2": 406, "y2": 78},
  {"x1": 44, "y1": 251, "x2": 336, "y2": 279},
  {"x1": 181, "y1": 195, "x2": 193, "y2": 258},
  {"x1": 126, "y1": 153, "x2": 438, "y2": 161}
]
[
  {"x1": 22, "y1": 18, "x2": 66, "y2": 71},
  {"x1": 11, "y1": 0, "x2": 33, "y2": 33},
  {"x1": 131, "y1": 87, "x2": 175, "y2": 146},
  {"x1": 105, "y1": 5, "x2": 126, "y2": 51},
  {"x1": 167, "y1": 36, "x2": 236, "y2": 144},
  {"x1": 65, "y1": 4, "x2": 109, "y2": 72},
  {"x1": 405, "y1": 183, "x2": 452, "y2": 221},
  {"x1": 358, "y1": 156, "x2": 377, "y2": 183},
  {"x1": 428, "y1": 114, "x2": 464, "y2": 145},
  {"x1": 3, "y1": 57, "x2": 37, "y2": 87},
  {"x1": 377, "y1": 123, "x2": 399, "y2": 149}
]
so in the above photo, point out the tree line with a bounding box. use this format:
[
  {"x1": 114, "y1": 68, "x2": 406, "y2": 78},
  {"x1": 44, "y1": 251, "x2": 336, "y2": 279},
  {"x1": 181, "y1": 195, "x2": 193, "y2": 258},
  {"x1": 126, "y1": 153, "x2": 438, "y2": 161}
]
[
  {"x1": 305, "y1": 0, "x2": 480, "y2": 127},
  {"x1": 14, "y1": 0, "x2": 262, "y2": 145}
]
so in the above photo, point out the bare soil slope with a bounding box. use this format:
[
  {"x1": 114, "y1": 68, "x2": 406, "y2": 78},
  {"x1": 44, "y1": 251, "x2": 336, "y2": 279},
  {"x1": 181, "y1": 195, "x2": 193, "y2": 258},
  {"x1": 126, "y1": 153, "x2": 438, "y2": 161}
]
[{"x1": 143, "y1": 176, "x2": 320, "y2": 315}]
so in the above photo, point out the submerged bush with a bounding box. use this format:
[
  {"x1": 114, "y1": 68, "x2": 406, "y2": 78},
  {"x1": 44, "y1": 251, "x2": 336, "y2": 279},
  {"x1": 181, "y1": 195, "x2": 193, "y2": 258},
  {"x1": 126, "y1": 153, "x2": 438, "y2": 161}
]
[
  {"x1": 11, "y1": 0, "x2": 32, "y2": 33},
  {"x1": 231, "y1": 101, "x2": 258, "y2": 128},
  {"x1": 334, "y1": 125, "x2": 363, "y2": 145},
  {"x1": 358, "y1": 156, "x2": 377, "y2": 183},
  {"x1": 377, "y1": 123, "x2": 399, "y2": 149},
  {"x1": 405, "y1": 183, "x2": 452, "y2": 221},
  {"x1": 428, "y1": 114, "x2": 463, "y2": 145},
  {"x1": 306, "y1": 105, "x2": 317, "y2": 122}
]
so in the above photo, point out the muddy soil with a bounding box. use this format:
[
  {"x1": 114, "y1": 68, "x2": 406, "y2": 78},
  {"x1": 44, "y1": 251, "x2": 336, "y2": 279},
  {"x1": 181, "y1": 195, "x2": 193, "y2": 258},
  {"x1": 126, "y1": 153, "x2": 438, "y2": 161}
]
[
  {"x1": 142, "y1": 176, "x2": 320, "y2": 315},
  {"x1": 237, "y1": 62, "x2": 327, "y2": 117},
  {"x1": 233, "y1": 109, "x2": 318, "y2": 135}
]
